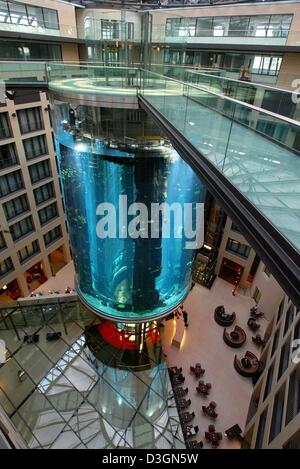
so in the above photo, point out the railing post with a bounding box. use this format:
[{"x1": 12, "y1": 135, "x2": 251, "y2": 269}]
[{"x1": 136, "y1": 68, "x2": 142, "y2": 97}]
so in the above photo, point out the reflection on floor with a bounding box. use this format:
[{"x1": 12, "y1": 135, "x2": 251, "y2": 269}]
[
  {"x1": 32, "y1": 262, "x2": 75, "y2": 295},
  {"x1": 161, "y1": 277, "x2": 267, "y2": 449},
  {"x1": 48, "y1": 247, "x2": 67, "y2": 276},
  {"x1": 0, "y1": 277, "x2": 268, "y2": 449},
  {"x1": 0, "y1": 301, "x2": 184, "y2": 449},
  {"x1": 98, "y1": 321, "x2": 160, "y2": 350},
  {"x1": 49, "y1": 77, "x2": 138, "y2": 97}
]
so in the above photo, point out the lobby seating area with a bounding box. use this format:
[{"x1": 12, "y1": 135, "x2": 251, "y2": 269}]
[
  {"x1": 190, "y1": 363, "x2": 205, "y2": 377},
  {"x1": 161, "y1": 278, "x2": 268, "y2": 449},
  {"x1": 169, "y1": 366, "x2": 204, "y2": 448},
  {"x1": 223, "y1": 326, "x2": 247, "y2": 348},
  {"x1": 205, "y1": 424, "x2": 223, "y2": 448},
  {"x1": 252, "y1": 334, "x2": 266, "y2": 348},
  {"x1": 247, "y1": 317, "x2": 260, "y2": 331},
  {"x1": 214, "y1": 305, "x2": 236, "y2": 327},
  {"x1": 224, "y1": 424, "x2": 244, "y2": 442},
  {"x1": 202, "y1": 401, "x2": 218, "y2": 420},
  {"x1": 196, "y1": 380, "x2": 212, "y2": 396},
  {"x1": 234, "y1": 351, "x2": 260, "y2": 378}
]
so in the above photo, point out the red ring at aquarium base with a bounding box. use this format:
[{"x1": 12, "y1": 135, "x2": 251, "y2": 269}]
[{"x1": 98, "y1": 321, "x2": 160, "y2": 350}]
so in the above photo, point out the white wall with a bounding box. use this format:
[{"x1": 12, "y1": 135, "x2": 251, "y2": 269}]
[
  {"x1": 215, "y1": 217, "x2": 256, "y2": 289},
  {"x1": 250, "y1": 262, "x2": 284, "y2": 321}
]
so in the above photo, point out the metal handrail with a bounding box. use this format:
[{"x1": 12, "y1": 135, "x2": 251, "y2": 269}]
[
  {"x1": 141, "y1": 68, "x2": 300, "y2": 128},
  {"x1": 47, "y1": 62, "x2": 141, "y2": 71},
  {"x1": 2, "y1": 59, "x2": 299, "y2": 127},
  {"x1": 186, "y1": 69, "x2": 296, "y2": 95}
]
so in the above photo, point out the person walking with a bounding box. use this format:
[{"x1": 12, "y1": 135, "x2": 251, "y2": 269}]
[{"x1": 183, "y1": 310, "x2": 189, "y2": 328}]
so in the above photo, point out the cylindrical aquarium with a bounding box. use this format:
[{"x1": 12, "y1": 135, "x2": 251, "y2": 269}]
[{"x1": 49, "y1": 82, "x2": 204, "y2": 322}]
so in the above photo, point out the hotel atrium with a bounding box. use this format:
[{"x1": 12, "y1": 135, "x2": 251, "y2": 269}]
[{"x1": 0, "y1": 0, "x2": 299, "y2": 451}]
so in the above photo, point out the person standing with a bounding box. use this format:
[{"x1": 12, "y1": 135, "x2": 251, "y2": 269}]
[{"x1": 183, "y1": 310, "x2": 189, "y2": 328}]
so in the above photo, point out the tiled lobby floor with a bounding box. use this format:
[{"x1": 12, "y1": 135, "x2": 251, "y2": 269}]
[
  {"x1": 33, "y1": 261, "x2": 75, "y2": 294},
  {"x1": 0, "y1": 274, "x2": 268, "y2": 449},
  {"x1": 0, "y1": 303, "x2": 184, "y2": 449},
  {"x1": 161, "y1": 277, "x2": 267, "y2": 449}
]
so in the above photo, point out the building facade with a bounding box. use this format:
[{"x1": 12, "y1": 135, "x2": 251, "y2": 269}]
[
  {"x1": 244, "y1": 289, "x2": 300, "y2": 448},
  {"x1": 0, "y1": 90, "x2": 71, "y2": 302}
]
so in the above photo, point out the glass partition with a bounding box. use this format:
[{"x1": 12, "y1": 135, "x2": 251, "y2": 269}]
[
  {"x1": 0, "y1": 298, "x2": 185, "y2": 449},
  {"x1": 141, "y1": 70, "x2": 300, "y2": 253},
  {"x1": 47, "y1": 64, "x2": 204, "y2": 322},
  {"x1": 161, "y1": 13, "x2": 292, "y2": 39},
  {"x1": 183, "y1": 71, "x2": 300, "y2": 121}
]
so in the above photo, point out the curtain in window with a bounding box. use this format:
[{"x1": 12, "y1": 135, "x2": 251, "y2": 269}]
[
  {"x1": 0, "y1": 170, "x2": 22, "y2": 197},
  {"x1": 8, "y1": 2, "x2": 28, "y2": 26},
  {"x1": 0, "y1": 143, "x2": 17, "y2": 169},
  {"x1": 0, "y1": 257, "x2": 13, "y2": 276},
  {"x1": 18, "y1": 107, "x2": 43, "y2": 133},
  {"x1": 24, "y1": 135, "x2": 47, "y2": 159},
  {"x1": 38, "y1": 202, "x2": 58, "y2": 225},
  {"x1": 4, "y1": 194, "x2": 28, "y2": 219},
  {"x1": 27, "y1": 6, "x2": 43, "y2": 27},
  {"x1": 29, "y1": 159, "x2": 51, "y2": 183},
  {"x1": 0, "y1": 232, "x2": 6, "y2": 249},
  {"x1": 11, "y1": 216, "x2": 33, "y2": 240},
  {"x1": 34, "y1": 182, "x2": 55, "y2": 205},
  {"x1": 44, "y1": 225, "x2": 62, "y2": 245},
  {"x1": 0, "y1": 113, "x2": 10, "y2": 139},
  {"x1": 42, "y1": 8, "x2": 59, "y2": 29}
]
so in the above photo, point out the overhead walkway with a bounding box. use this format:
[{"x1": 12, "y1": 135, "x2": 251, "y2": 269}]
[
  {"x1": 140, "y1": 72, "x2": 300, "y2": 304},
  {"x1": 140, "y1": 71, "x2": 300, "y2": 249},
  {"x1": 45, "y1": 63, "x2": 300, "y2": 308},
  {"x1": 138, "y1": 71, "x2": 300, "y2": 308},
  {"x1": 3, "y1": 62, "x2": 299, "y2": 306}
]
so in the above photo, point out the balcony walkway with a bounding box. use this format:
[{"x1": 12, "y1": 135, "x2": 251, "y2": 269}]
[
  {"x1": 142, "y1": 89, "x2": 300, "y2": 252},
  {"x1": 44, "y1": 66, "x2": 300, "y2": 307},
  {"x1": 45, "y1": 67, "x2": 300, "y2": 254}
]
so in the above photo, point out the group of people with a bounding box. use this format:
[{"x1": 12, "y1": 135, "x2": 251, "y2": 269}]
[
  {"x1": 176, "y1": 305, "x2": 189, "y2": 328},
  {"x1": 174, "y1": 306, "x2": 189, "y2": 327},
  {"x1": 247, "y1": 304, "x2": 263, "y2": 332}
]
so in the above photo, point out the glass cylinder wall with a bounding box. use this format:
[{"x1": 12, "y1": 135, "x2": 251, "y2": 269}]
[{"x1": 50, "y1": 97, "x2": 204, "y2": 321}]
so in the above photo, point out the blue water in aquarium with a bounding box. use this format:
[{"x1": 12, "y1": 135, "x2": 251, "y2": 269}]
[{"x1": 56, "y1": 132, "x2": 204, "y2": 321}]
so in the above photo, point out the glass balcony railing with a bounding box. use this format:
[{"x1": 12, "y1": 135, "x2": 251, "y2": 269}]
[
  {"x1": 140, "y1": 70, "x2": 300, "y2": 252},
  {"x1": 46, "y1": 62, "x2": 141, "y2": 97},
  {"x1": 143, "y1": 66, "x2": 300, "y2": 119},
  {"x1": 0, "y1": 61, "x2": 48, "y2": 85},
  {"x1": 44, "y1": 63, "x2": 300, "y2": 253},
  {"x1": 2, "y1": 61, "x2": 300, "y2": 252},
  {"x1": 0, "y1": 61, "x2": 142, "y2": 87},
  {"x1": 182, "y1": 71, "x2": 300, "y2": 121},
  {"x1": 2, "y1": 59, "x2": 299, "y2": 122},
  {"x1": 150, "y1": 63, "x2": 223, "y2": 82},
  {"x1": 0, "y1": 20, "x2": 77, "y2": 38},
  {"x1": 152, "y1": 25, "x2": 291, "y2": 43}
]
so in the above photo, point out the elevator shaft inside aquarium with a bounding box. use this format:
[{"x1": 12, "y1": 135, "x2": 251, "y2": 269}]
[{"x1": 53, "y1": 104, "x2": 204, "y2": 321}]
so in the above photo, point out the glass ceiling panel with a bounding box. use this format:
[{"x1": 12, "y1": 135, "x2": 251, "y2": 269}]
[{"x1": 0, "y1": 300, "x2": 183, "y2": 449}]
